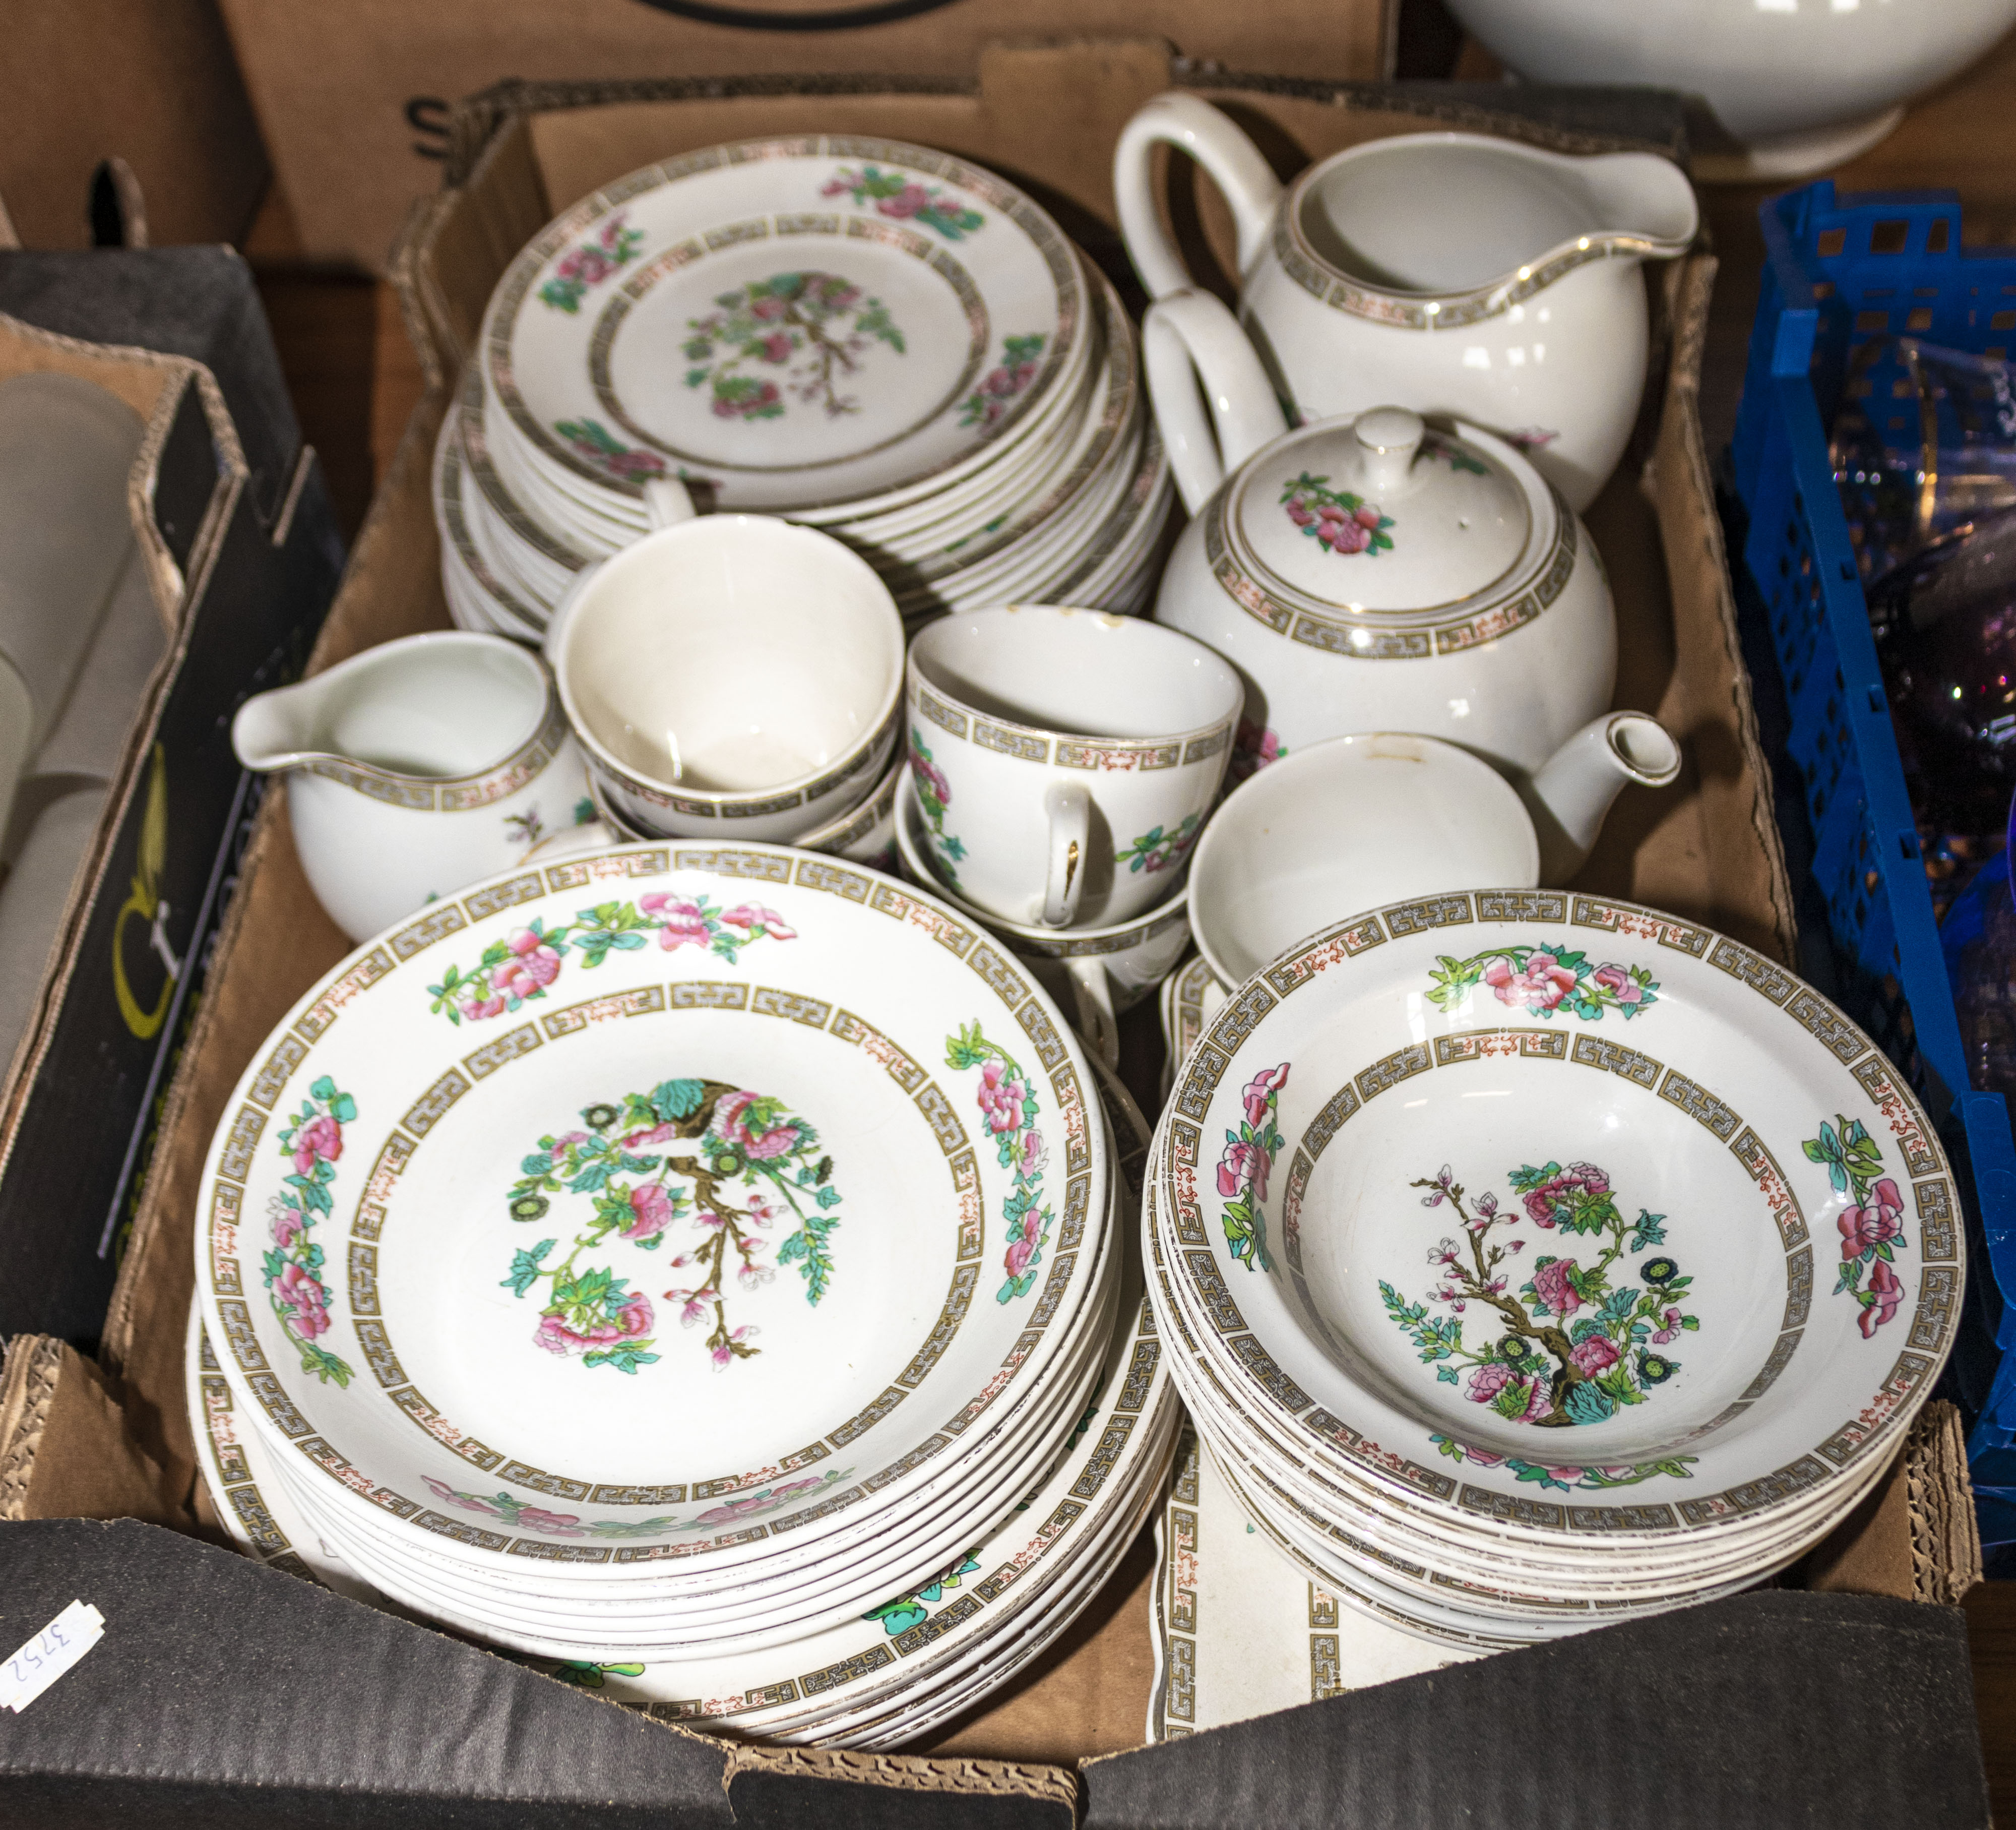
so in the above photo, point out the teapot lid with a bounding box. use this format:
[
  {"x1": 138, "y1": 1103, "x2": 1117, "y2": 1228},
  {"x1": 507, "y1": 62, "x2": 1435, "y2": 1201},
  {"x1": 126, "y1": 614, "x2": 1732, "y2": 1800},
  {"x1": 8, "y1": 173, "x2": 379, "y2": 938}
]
[{"x1": 1222, "y1": 409, "x2": 1539, "y2": 624}]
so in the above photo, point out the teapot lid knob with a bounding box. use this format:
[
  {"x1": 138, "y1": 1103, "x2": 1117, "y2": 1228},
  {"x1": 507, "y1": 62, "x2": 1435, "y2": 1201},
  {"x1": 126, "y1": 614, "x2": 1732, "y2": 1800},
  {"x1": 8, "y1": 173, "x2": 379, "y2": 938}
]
[{"x1": 1354, "y1": 407, "x2": 1425, "y2": 497}]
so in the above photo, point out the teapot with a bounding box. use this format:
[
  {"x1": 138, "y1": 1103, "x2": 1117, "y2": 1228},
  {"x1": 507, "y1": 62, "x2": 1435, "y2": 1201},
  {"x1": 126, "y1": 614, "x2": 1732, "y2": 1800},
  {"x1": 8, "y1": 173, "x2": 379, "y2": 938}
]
[
  {"x1": 1144, "y1": 288, "x2": 1677, "y2": 849},
  {"x1": 1114, "y1": 94, "x2": 1698, "y2": 509},
  {"x1": 233, "y1": 631, "x2": 592, "y2": 941}
]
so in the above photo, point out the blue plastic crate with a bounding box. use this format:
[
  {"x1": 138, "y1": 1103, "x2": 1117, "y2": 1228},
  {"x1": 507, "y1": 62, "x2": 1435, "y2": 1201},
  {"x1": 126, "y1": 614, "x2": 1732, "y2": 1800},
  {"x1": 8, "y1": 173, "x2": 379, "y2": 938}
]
[{"x1": 1730, "y1": 180, "x2": 2016, "y2": 1529}]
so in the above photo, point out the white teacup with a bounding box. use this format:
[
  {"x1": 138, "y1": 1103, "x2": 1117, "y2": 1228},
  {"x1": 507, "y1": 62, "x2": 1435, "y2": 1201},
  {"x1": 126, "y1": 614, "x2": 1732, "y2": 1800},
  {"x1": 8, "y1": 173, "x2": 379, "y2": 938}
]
[
  {"x1": 905, "y1": 605, "x2": 1242, "y2": 929},
  {"x1": 895, "y1": 774, "x2": 1189, "y2": 1067},
  {"x1": 1188, "y1": 731, "x2": 1542, "y2": 987},
  {"x1": 545, "y1": 480, "x2": 904, "y2": 842},
  {"x1": 232, "y1": 632, "x2": 592, "y2": 942}
]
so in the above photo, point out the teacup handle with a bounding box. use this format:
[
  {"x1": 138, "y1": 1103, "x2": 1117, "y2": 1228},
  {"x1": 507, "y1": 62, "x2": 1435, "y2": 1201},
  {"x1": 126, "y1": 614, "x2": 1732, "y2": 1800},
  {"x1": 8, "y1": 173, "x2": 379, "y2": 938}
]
[
  {"x1": 1064, "y1": 957, "x2": 1119, "y2": 1072},
  {"x1": 1142, "y1": 291, "x2": 1290, "y2": 515},
  {"x1": 1113, "y1": 92, "x2": 1284, "y2": 301},
  {"x1": 1042, "y1": 781, "x2": 1091, "y2": 928},
  {"x1": 642, "y1": 477, "x2": 696, "y2": 530}
]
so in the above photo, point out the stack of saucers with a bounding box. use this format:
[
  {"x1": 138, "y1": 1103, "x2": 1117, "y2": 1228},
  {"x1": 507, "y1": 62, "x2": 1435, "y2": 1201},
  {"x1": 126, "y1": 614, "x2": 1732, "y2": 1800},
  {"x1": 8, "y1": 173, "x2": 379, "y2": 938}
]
[
  {"x1": 435, "y1": 135, "x2": 1169, "y2": 638},
  {"x1": 1147, "y1": 889, "x2": 1964, "y2": 1651},
  {"x1": 193, "y1": 843, "x2": 1178, "y2": 1742}
]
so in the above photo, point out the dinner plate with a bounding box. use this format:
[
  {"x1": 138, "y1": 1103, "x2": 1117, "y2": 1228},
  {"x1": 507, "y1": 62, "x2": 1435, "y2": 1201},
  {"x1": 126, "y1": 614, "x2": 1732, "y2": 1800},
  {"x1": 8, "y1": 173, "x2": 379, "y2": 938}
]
[
  {"x1": 484, "y1": 138, "x2": 1087, "y2": 515},
  {"x1": 197, "y1": 842, "x2": 1110, "y2": 1580}
]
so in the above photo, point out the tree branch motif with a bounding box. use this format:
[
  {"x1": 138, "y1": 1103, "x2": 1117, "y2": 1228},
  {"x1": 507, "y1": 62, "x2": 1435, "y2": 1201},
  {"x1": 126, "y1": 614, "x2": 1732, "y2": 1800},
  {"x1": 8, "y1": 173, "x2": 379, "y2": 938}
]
[
  {"x1": 501, "y1": 1078, "x2": 841, "y2": 1372},
  {"x1": 1379, "y1": 1159, "x2": 1696, "y2": 1433},
  {"x1": 682, "y1": 272, "x2": 904, "y2": 423}
]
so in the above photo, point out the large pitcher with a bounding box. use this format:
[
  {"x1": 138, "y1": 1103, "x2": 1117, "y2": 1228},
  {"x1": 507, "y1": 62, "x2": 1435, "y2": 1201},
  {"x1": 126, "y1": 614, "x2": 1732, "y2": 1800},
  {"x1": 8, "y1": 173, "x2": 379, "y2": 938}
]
[{"x1": 1113, "y1": 94, "x2": 1699, "y2": 510}]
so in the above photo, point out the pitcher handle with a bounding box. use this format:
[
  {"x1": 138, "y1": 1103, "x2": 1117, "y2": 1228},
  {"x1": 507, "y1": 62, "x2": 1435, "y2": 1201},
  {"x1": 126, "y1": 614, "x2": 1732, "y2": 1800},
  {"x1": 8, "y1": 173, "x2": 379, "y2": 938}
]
[
  {"x1": 1114, "y1": 93, "x2": 1284, "y2": 300},
  {"x1": 1142, "y1": 291, "x2": 1290, "y2": 515}
]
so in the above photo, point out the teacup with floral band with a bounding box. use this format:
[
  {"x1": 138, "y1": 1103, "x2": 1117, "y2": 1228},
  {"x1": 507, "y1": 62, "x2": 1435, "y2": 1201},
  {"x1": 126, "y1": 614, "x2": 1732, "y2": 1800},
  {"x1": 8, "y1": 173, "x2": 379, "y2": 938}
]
[{"x1": 905, "y1": 605, "x2": 1242, "y2": 930}]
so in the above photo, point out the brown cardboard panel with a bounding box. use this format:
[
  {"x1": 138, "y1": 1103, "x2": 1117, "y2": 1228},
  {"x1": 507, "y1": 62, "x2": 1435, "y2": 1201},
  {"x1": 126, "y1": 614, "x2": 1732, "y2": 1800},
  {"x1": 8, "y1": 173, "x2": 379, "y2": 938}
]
[
  {"x1": 0, "y1": 1337, "x2": 186, "y2": 1529},
  {"x1": 216, "y1": 0, "x2": 1397, "y2": 274},
  {"x1": 921, "y1": 1522, "x2": 1159, "y2": 1763},
  {"x1": 0, "y1": 0, "x2": 265, "y2": 251}
]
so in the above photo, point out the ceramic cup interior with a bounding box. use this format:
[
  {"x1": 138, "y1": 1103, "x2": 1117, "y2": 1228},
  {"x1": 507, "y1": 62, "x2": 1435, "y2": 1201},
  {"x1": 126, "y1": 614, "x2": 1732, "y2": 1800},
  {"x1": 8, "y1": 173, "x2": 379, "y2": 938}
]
[
  {"x1": 1189, "y1": 732, "x2": 1541, "y2": 986},
  {"x1": 251, "y1": 634, "x2": 548, "y2": 779},
  {"x1": 553, "y1": 516, "x2": 903, "y2": 796},
  {"x1": 1298, "y1": 137, "x2": 1699, "y2": 296},
  {"x1": 909, "y1": 604, "x2": 1242, "y2": 740}
]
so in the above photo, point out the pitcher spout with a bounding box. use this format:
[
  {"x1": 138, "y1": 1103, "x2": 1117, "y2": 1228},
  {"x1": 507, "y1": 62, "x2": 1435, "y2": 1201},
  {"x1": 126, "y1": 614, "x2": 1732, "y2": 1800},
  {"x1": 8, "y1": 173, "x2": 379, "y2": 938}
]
[
  {"x1": 232, "y1": 676, "x2": 334, "y2": 774},
  {"x1": 1568, "y1": 152, "x2": 1701, "y2": 263},
  {"x1": 1528, "y1": 712, "x2": 1681, "y2": 883}
]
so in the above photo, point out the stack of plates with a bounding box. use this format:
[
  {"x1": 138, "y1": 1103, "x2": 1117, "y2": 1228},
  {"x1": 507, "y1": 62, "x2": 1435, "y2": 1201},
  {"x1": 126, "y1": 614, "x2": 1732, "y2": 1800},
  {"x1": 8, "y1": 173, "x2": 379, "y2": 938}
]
[
  {"x1": 1145, "y1": 889, "x2": 1964, "y2": 1650},
  {"x1": 435, "y1": 136, "x2": 1171, "y2": 637},
  {"x1": 192, "y1": 842, "x2": 1174, "y2": 1742}
]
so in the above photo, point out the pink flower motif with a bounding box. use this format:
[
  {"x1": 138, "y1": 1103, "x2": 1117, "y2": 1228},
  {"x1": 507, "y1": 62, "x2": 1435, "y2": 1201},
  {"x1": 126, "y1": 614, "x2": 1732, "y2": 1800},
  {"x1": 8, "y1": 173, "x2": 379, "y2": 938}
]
[
  {"x1": 1507, "y1": 1239, "x2": 1526, "y2": 1254},
  {"x1": 1861, "y1": 1257, "x2": 1905, "y2": 1338},
  {"x1": 500, "y1": 927, "x2": 562, "y2": 988},
  {"x1": 623, "y1": 1182, "x2": 677, "y2": 1241},
  {"x1": 977, "y1": 1061, "x2": 1026, "y2": 1137},
  {"x1": 1652, "y1": 1307, "x2": 1684, "y2": 1344},
  {"x1": 879, "y1": 183, "x2": 931, "y2": 219},
  {"x1": 759, "y1": 331, "x2": 793, "y2": 364},
  {"x1": 1020, "y1": 1130, "x2": 1048, "y2": 1179},
  {"x1": 745, "y1": 1191, "x2": 782, "y2": 1230},
  {"x1": 1354, "y1": 504, "x2": 1383, "y2": 530},
  {"x1": 554, "y1": 1130, "x2": 589, "y2": 1147},
  {"x1": 711, "y1": 1324, "x2": 758, "y2": 1371},
  {"x1": 909, "y1": 749, "x2": 952, "y2": 807},
  {"x1": 1838, "y1": 1178, "x2": 1905, "y2": 1260},
  {"x1": 714, "y1": 1089, "x2": 802, "y2": 1160},
  {"x1": 1466, "y1": 1364, "x2": 1543, "y2": 1417},
  {"x1": 623, "y1": 1121, "x2": 681, "y2": 1149},
  {"x1": 1532, "y1": 1257, "x2": 1581, "y2": 1318},
  {"x1": 719, "y1": 903, "x2": 796, "y2": 941},
  {"x1": 1568, "y1": 1334, "x2": 1620, "y2": 1379},
  {"x1": 737, "y1": 1261, "x2": 774, "y2": 1291},
  {"x1": 641, "y1": 892, "x2": 713, "y2": 952},
  {"x1": 271, "y1": 1207, "x2": 303, "y2": 1249},
  {"x1": 669, "y1": 1293, "x2": 709, "y2": 1328},
  {"x1": 750, "y1": 294, "x2": 787, "y2": 321},
  {"x1": 514, "y1": 1506, "x2": 587, "y2": 1538},
  {"x1": 274, "y1": 1261, "x2": 330, "y2": 1338},
  {"x1": 1428, "y1": 1239, "x2": 1461, "y2": 1267},
  {"x1": 1319, "y1": 517, "x2": 1371, "y2": 554},
  {"x1": 1241, "y1": 1063, "x2": 1290, "y2": 1128},
  {"x1": 1004, "y1": 1211, "x2": 1044, "y2": 1282},
  {"x1": 462, "y1": 992, "x2": 509, "y2": 1022},
  {"x1": 1592, "y1": 964, "x2": 1645, "y2": 1006},
  {"x1": 534, "y1": 1292, "x2": 654, "y2": 1356},
  {"x1": 1285, "y1": 498, "x2": 1316, "y2": 527},
  {"x1": 1483, "y1": 949, "x2": 1580, "y2": 1015},
  {"x1": 291, "y1": 1114, "x2": 343, "y2": 1176},
  {"x1": 1461, "y1": 1446, "x2": 1506, "y2": 1468},
  {"x1": 1218, "y1": 1137, "x2": 1268, "y2": 1203}
]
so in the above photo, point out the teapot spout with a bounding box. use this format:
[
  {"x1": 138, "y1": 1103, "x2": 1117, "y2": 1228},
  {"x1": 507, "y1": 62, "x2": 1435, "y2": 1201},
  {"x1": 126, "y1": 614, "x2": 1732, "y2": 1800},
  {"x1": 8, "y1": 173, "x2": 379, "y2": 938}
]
[{"x1": 1528, "y1": 712, "x2": 1681, "y2": 883}]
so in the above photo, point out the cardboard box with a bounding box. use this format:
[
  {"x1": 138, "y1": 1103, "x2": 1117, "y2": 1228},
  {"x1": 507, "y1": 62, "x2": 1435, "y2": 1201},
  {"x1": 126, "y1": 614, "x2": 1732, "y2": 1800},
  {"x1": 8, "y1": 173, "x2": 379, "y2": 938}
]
[
  {"x1": 215, "y1": 0, "x2": 1400, "y2": 276},
  {"x1": 0, "y1": 54, "x2": 1992, "y2": 1825},
  {"x1": 0, "y1": 0, "x2": 266, "y2": 252},
  {"x1": 0, "y1": 250, "x2": 346, "y2": 1350}
]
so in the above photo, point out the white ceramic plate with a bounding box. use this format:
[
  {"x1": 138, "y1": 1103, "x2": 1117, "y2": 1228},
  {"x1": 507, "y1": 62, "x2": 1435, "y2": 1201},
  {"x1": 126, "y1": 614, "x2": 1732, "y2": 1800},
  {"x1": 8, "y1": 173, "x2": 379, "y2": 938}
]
[
  {"x1": 484, "y1": 138, "x2": 1087, "y2": 515},
  {"x1": 197, "y1": 842, "x2": 1109, "y2": 1578}
]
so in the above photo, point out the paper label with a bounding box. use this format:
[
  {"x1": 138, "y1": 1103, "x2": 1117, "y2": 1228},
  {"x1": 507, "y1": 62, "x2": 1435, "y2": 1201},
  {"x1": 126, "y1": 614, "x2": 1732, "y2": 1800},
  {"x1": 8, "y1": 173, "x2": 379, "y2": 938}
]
[{"x1": 1, "y1": 1600, "x2": 104, "y2": 1712}]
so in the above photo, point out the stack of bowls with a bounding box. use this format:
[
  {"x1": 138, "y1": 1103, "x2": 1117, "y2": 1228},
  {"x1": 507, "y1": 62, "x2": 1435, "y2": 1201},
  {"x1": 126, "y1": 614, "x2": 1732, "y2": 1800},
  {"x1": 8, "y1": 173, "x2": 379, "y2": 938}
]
[
  {"x1": 191, "y1": 843, "x2": 1186, "y2": 1741},
  {"x1": 1146, "y1": 888, "x2": 1964, "y2": 1649},
  {"x1": 434, "y1": 135, "x2": 1170, "y2": 640}
]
